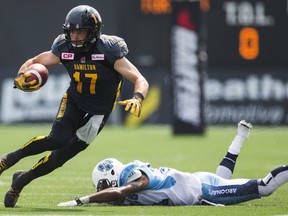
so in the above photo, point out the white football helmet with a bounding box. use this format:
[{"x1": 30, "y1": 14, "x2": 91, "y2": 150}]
[{"x1": 92, "y1": 158, "x2": 124, "y2": 192}]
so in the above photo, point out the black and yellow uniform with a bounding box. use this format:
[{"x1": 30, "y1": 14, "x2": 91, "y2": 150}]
[
  {"x1": 1, "y1": 5, "x2": 148, "y2": 208},
  {"x1": 1, "y1": 34, "x2": 129, "y2": 193},
  {"x1": 52, "y1": 33, "x2": 127, "y2": 114}
]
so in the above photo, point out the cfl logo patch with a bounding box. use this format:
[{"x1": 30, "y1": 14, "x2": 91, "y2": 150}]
[{"x1": 61, "y1": 53, "x2": 75, "y2": 60}]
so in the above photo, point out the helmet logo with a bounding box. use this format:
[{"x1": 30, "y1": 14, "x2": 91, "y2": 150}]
[
  {"x1": 97, "y1": 161, "x2": 113, "y2": 172},
  {"x1": 92, "y1": 13, "x2": 98, "y2": 23},
  {"x1": 76, "y1": 24, "x2": 80, "y2": 29}
]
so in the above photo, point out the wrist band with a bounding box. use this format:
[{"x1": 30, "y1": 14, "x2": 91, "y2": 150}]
[
  {"x1": 133, "y1": 92, "x2": 144, "y2": 101},
  {"x1": 75, "y1": 198, "x2": 83, "y2": 206}
]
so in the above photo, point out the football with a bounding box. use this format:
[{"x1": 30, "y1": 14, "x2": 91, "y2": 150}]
[{"x1": 25, "y1": 63, "x2": 49, "y2": 87}]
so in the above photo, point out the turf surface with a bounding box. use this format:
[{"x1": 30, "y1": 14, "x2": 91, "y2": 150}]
[{"x1": 0, "y1": 124, "x2": 287, "y2": 215}]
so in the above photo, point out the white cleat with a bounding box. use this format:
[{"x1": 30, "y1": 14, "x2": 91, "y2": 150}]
[{"x1": 237, "y1": 120, "x2": 252, "y2": 140}]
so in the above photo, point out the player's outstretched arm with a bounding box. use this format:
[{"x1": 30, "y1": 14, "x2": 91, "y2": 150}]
[
  {"x1": 57, "y1": 175, "x2": 149, "y2": 207},
  {"x1": 18, "y1": 51, "x2": 60, "y2": 75},
  {"x1": 115, "y1": 57, "x2": 149, "y2": 117},
  {"x1": 14, "y1": 51, "x2": 60, "y2": 92}
]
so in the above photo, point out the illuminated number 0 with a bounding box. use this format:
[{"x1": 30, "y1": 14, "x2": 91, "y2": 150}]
[
  {"x1": 239, "y1": 27, "x2": 259, "y2": 60},
  {"x1": 73, "y1": 71, "x2": 98, "y2": 94}
]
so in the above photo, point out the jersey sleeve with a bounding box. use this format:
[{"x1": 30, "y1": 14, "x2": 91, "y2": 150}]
[
  {"x1": 119, "y1": 163, "x2": 143, "y2": 186},
  {"x1": 51, "y1": 34, "x2": 66, "y2": 58},
  {"x1": 98, "y1": 35, "x2": 129, "y2": 64},
  {"x1": 127, "y1": 169, "x2": 142, "y2": 183}
]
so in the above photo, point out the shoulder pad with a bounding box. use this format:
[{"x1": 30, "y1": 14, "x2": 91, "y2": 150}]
[
  {"x1": 51, "y1": 34, "x2": 67, "y2": 57},
  {"x1": 97, "y1": 34, "x2": 129, "y2": 64},
  {"x1": 52, "y1": 34, "x2": 66, "y2": 47}
]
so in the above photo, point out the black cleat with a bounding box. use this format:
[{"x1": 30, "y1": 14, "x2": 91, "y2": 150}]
[
  {"x1": 4, "y1": 171, "x2": 26, "y2": 208},
  {"x1": 4, "y1": 188, "x2": 20, "y2": 208}
]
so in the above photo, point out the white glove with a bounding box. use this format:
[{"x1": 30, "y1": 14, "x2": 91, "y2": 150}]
[{"x1": 57, "y1": 198, "x2": 83, "y2": 207}]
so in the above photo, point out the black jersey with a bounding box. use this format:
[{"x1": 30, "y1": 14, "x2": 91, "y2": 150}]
[{"x1": 51, "y1": 34, "x2": 128, "y2": 114}]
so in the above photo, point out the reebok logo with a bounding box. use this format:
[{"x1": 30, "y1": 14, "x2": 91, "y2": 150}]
[{"x1": 91, "y1": 54, "x2": 104, "y2": 61}]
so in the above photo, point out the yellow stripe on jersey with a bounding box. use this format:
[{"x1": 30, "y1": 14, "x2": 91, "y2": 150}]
[
  {"x1": 57, "y1": 93, "x2": 68, "y2": 119},
  {"x1": 112, "y1": 80, "x2": 123, "y2": 111},
  {"x1": 21, "y1": 135, "x2": 46, "y2": 149}
]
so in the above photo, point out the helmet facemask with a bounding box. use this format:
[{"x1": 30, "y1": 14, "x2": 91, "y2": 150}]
[
  {"x1": 63, "y1": 27, "x2": 97, "y2": 49},
  {"x1": 96, "y1": 177, "x2": 118, "y2": 192}
]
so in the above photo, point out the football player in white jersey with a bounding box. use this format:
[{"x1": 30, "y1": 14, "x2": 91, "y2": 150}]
[{"x1": 58, "y1": 120, "x2": 288, "y2": 206}]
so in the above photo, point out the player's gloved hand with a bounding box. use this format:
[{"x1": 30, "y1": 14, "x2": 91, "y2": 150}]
[
  {"x1": 118, "y1": 92, "x2": 144, "y2": 117},
  {"x1": 57, "y1": 198, "x2": 83, "y2": 207},
  {"x1": 14, "y1": 73, "x2": 40, "y2": 92}
]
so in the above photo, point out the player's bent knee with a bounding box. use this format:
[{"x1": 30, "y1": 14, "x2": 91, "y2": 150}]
[
  {"x1": 52, "y1": 137, "x2": 88, "y2": 168},
  {"x1": 47, "y1": 133, "x2": 72, "y2": 149}
]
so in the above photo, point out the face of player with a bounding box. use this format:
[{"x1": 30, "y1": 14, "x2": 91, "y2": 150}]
[{"x1": 69, "y1": 29, "x2": 88, "y2": 47}]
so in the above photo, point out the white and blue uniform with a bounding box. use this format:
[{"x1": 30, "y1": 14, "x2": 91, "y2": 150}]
[
  {"x1": 118, "y1": 161, "x2": 202, "y2": 206},
  {"x1": 194, "y1": 172, "x2": 260, "y2": 205},
  {"x1": 118, "y1": 161, "x2": 260, "y2": 206}
]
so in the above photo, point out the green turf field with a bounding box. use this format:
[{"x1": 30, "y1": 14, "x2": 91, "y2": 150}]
[{"x1": 0, "y1": 124, "x2": 287, "y2": 215}]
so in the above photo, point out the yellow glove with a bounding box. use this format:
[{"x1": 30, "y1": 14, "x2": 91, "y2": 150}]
[
  {"x1": 118, "y1": 93, "x2": 144, "y2": 117},
  {"x1": 14, "y1": 73, "x2": 40, "y2": 92}
]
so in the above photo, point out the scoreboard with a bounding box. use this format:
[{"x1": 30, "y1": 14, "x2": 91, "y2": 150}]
[
  {"x1": 206, "y1": 0, "x2": 288, "y2": 125},
  {"x1": 208, "y1": 0, "x2": 288, "y2": 68},
  {"x1": 119, "y1": 0, "x2": 288, "y2": 126}
]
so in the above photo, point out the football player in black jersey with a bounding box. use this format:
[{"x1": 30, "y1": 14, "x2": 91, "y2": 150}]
[{"x1": 0, "y1": 5, "x2": 149, "y2": 208}]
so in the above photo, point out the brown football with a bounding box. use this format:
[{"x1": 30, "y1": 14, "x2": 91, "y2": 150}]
[{"x1": 25, "y1": 63, "x2": 49, "y2": 87}]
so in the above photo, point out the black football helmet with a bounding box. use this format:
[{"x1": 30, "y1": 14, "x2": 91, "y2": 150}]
[{"x1": 62, "y1": 5, "x2": 103, "y2": 52}]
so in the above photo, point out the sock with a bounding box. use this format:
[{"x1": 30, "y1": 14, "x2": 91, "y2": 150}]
[
  {"x1": 216, "y1": 152, "x2": 238, "y2": 179},
  {"x1": 228, "y1": 135, "x2": 246, "y2": 155},
  {"x1": 12, "y1": 170, "x2": 35, "y2": 192},
  {"x1": 2, "y1": 149, "x2": 23, "y2": 169},
  {"x1": 258, "y1": 165, "x2": 288, "y2": 196}
]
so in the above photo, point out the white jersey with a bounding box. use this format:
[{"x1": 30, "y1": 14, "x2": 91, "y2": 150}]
[{"x1": 118, "y1": 160, "x2": 202, "y2": 206}]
